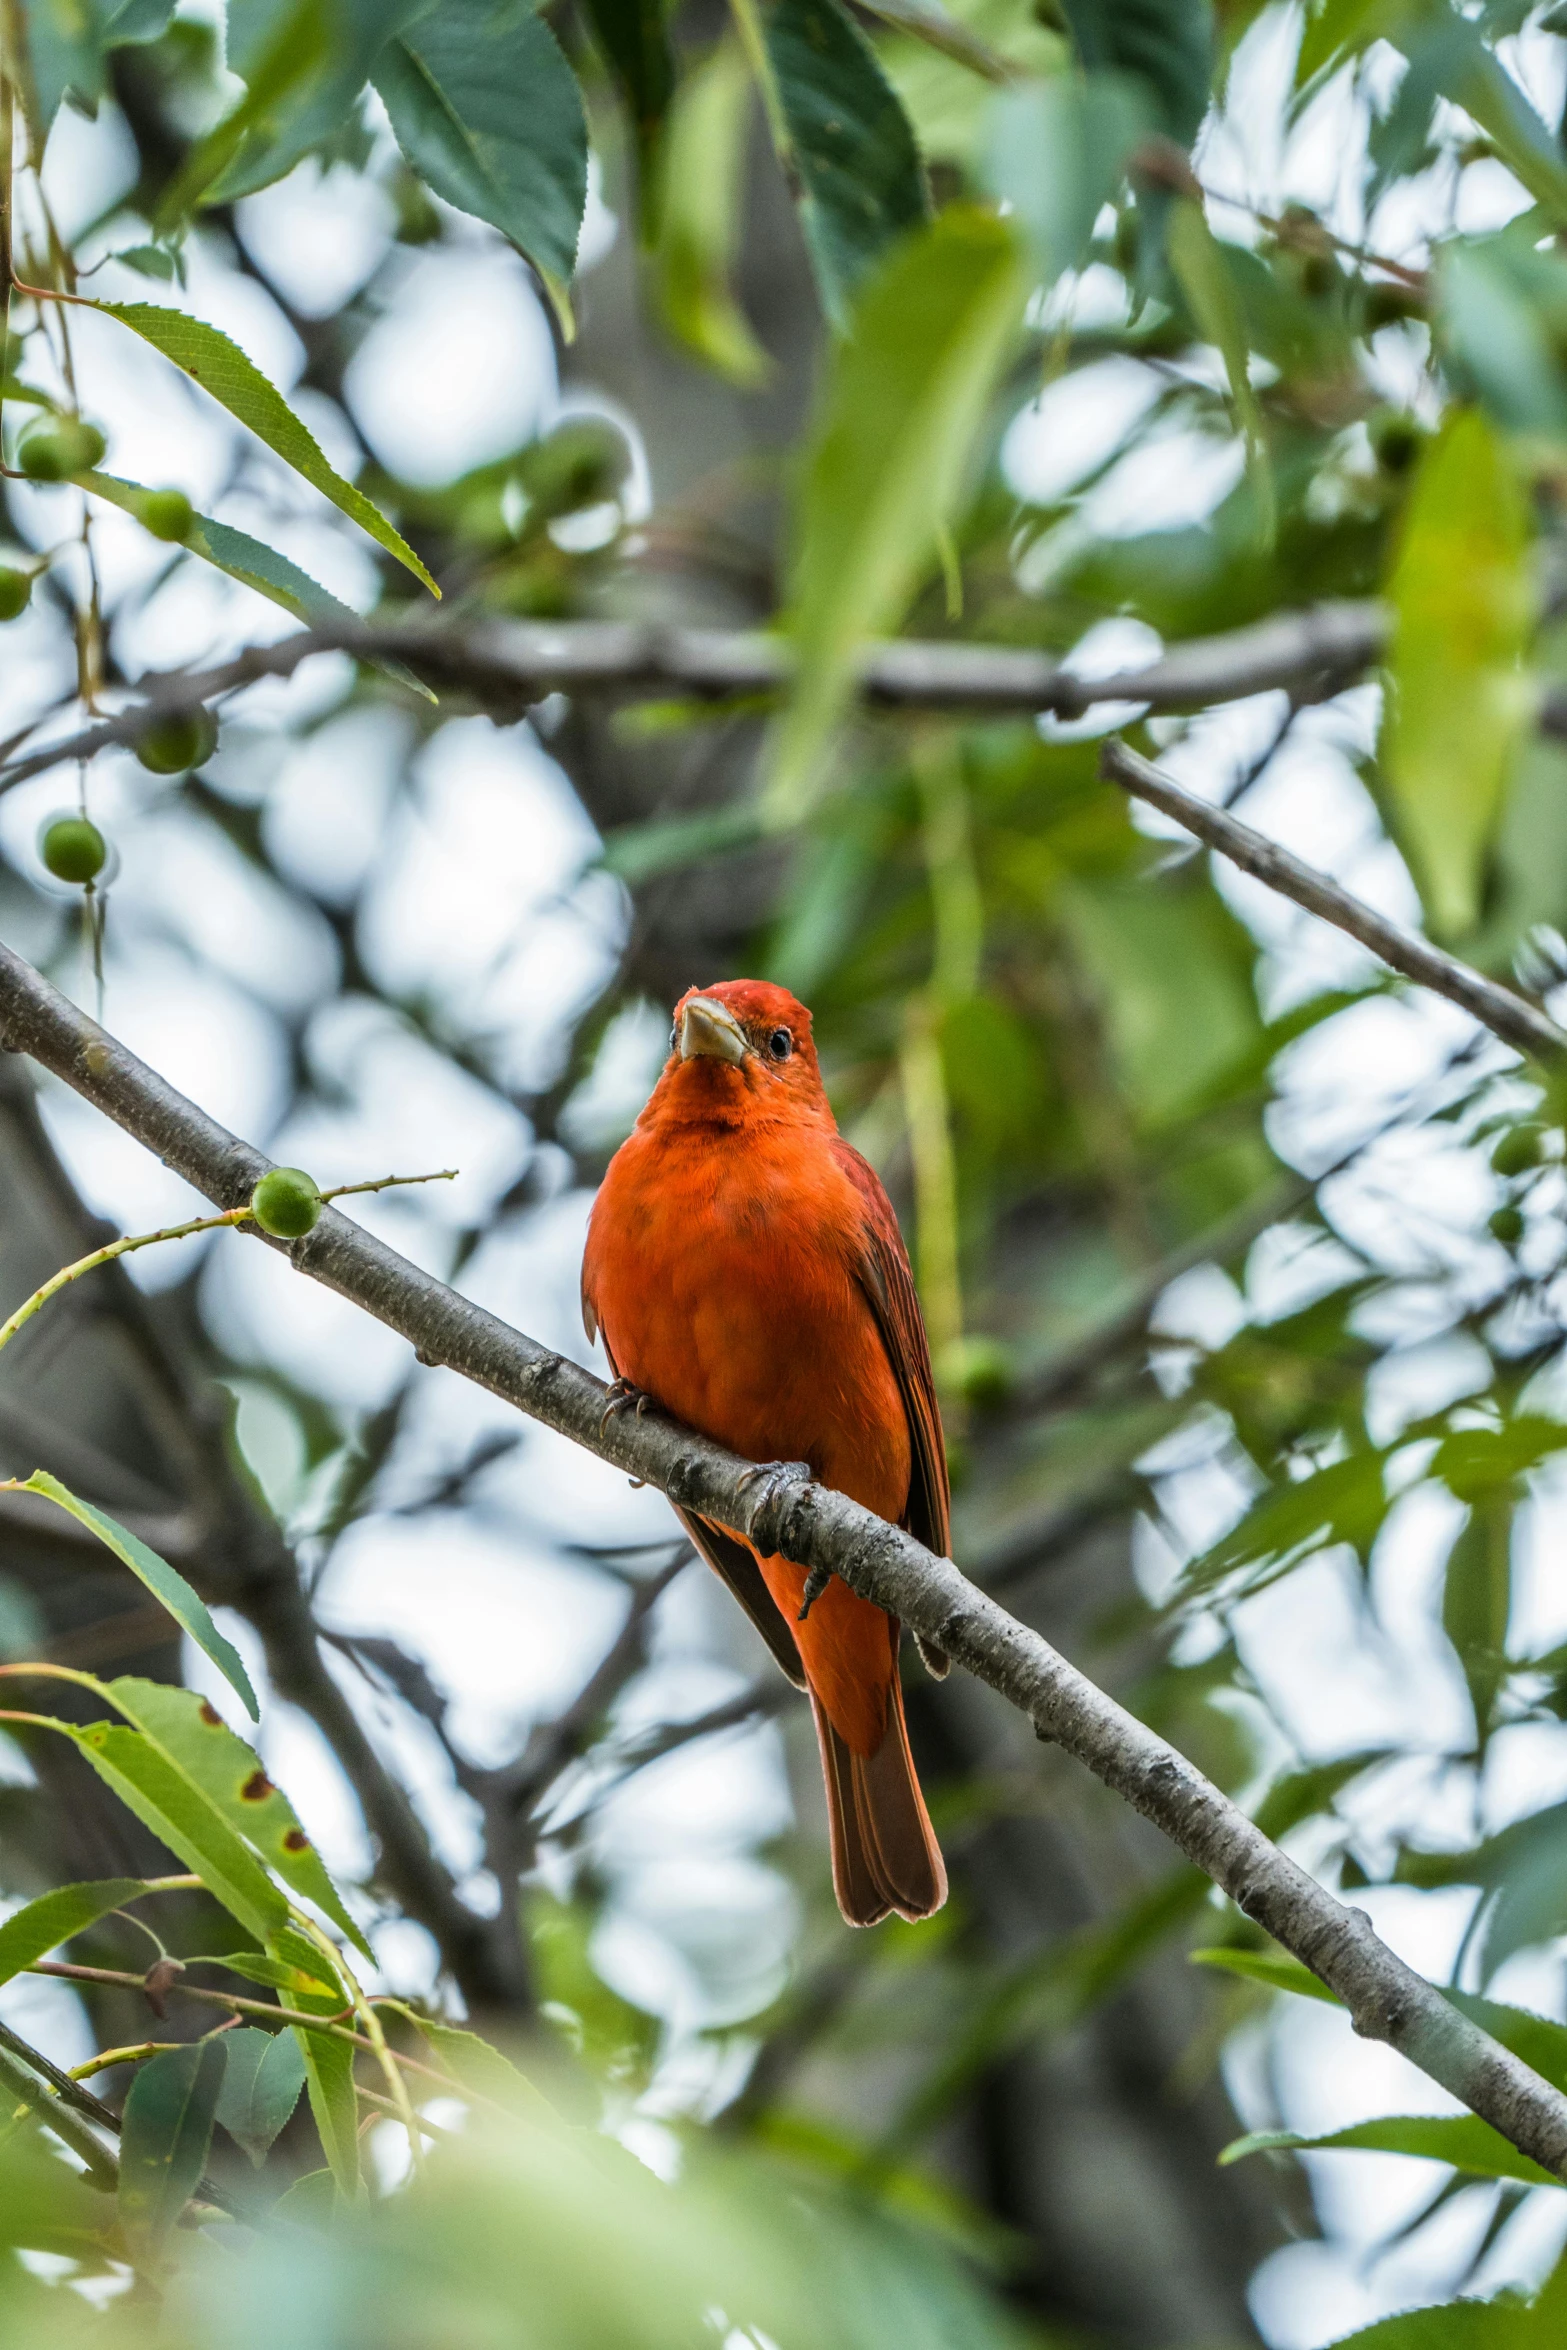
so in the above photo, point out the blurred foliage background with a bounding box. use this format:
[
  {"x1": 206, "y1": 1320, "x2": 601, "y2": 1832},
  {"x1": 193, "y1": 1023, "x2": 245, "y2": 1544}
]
[{"x1": 11, "y1": 0, "x2": 1567, "y2": 2341}]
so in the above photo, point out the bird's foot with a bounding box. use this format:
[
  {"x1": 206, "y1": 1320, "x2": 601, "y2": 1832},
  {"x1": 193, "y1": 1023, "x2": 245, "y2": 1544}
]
[
  {"x1": 599, "y1": 1377, "x2": 651, "y2": 1437},
  {"x1": 796, "y1": 1561, "x2": 832, "y2": 1624},
  {"x1": 734, "y1": 1458, "x2": 815, "y2": 1566}
]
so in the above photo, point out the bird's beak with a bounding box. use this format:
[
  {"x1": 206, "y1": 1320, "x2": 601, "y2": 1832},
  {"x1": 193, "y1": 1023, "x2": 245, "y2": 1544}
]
[{"x1": 679, "y1": 996, "x2": 748, "y2": 1065}]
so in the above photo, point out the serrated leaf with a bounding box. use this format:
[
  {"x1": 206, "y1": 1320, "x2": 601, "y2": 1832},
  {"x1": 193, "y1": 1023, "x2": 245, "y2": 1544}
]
[
  {"x1": 373, "y1": 0, "x2": 587, "y2": 335},
  {"x1": 293, "y1": 1989, "x2": 361, "y2": 2198},
  {"x1": 656, "y1": 39, "x2": 771, "y2": 387},
  {"x1": 984, "y1": 70, "x2": 1150, "y2": 290},
  {"x1": 61, "y1": 1719, "x2": 288, "y2": 1943},
  {"x1": 104, "y1": 1680, "x2": 371, "y2": 1959},
  {"x1": 214, "y1": 2027, "x2": 306, "y2": 2165},
  {"x1": 767, "y1": 205, "x2": 1026, "y2": 817},
  {"x1": 80, "y1": 303, "x2": 437, "y2": 594},
  {"x1": 82, "y1": 472, "x2": 434, "y2": 699},
  {"x1": 1384, "y1": 408, "x2": 1536, "y2": 939},
  {"x1": 764, "y1": 0, "x2": 928, "y2": 330},
  {"x1": 119, "y1": 2040, "x2": 227, "y2": 2259},
  {"x1": 578, "y1": 0, "x2": 674, "y2": 233},
  {"x1": 1059, "y1": 0, "x2": 1214, "y2": 146},
  {"x1": 0, "y1": 1877, "x2": 156, "y2": 1988},
  {"x1": 17, "y1": 1472, "x2": 258, "y2": 1719},
  {"x1": 210, "y1": 1945, "x2": 343, "y2": 1995},
  {"x1": 385, "y1": 2002, "x2": 558, "y2": 2118},
  {"x1": 1324, "y1": 2302, "x2": 1538, "y2": 2348},
  {"x1": 1220, "y1": 2112, "x2": 1561, "y2": 2188}
]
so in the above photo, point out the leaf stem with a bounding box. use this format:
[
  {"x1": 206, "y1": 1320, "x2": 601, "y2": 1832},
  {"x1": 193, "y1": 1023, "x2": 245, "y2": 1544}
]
[{"x1": 0, "y1": 1170, "x2": 456, "y2": 1360}]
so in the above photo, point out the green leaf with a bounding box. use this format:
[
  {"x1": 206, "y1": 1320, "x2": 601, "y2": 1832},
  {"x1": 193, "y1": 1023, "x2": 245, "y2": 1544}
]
[
  {"x1": 1193, "y1": 1939, "x2": 1567, "y2": 2095},
  {"x1": 214, "y1": 2026, "x2": 307, "y2": 2165},
  {"x1": 118, "y1": 2039, "x2": 227, "y2": 2260},
  {"x1": 168, "y1": 0, "x2": 407, "y2": 214},
  {"x1": 1220, "y1": 2113, "x2": 1561, "y2": 2189},
  {"x1": 1166, "y1": 200, "x2": 1274, "y2": 542},
  {"x1": 1179, "y1": 1449, "x2": 1388, "y2": 1593},
  {"x1": 1412, "y1": 13, "x2": 1567, "y2": 228},
  {"x1": 1325, "y1": 2304, "x2": 1537, "y2": 2349},
  {"x1": 577, "y1": 0, "x2": 675, "y2": 232},
  {"x1": 17, "y1": 1472, "x2": 259, "y2": 1719},
  {"x1": 13, "y1": 0, "x2": 177, "y2": 142},
  {"x1": 105, "y1": 1680, "x2": 372, "y2": 1960},
  {"x1": 1384, "y1": 408, "x2": 1536, "y2": 939},
  {"x1": 82, "y1": 472, "x2": 434, "y2": 699},
  {"x1": 983, "y1": 70, "x2": 1151, "y2": 290},
  {"x1": 80, "y1": 304, "x2": 438, "y2": 595},
  {"x1": 1438, "y1": 230, "x2": 1567, "y2": 442},
  {"x1": 1190, "y1": 1945, "x2": 1340, "y2": 2003},
  {"x1": 1058, "y1": 0, "x2": 1214, "y2": 146},
  {"x1": 373, "y1": 0, "x2": 587, "y2": 336},
  {"x1": 763, "y1": 0, "x2": 929, "y2": 330},
  {"x1": 63, "y1": 1719, "x2": 288, "y2": 1943},
  {"x1": 767, "y1": 206, "x2": 1027, "y2": 817},
  {"x1": 656, "y1": 39, "x2": 771, "y2": 387},
  {"x1": 0, "y1": 1877, "x2": 156, "y2": 1988},
  {"x1": 1441, "y1": 1496, "x2": 1512, "y2": 1747},
  {"x1": 293, "y1": 1991, "x2": 361, "y2": 2198},
  {"x1": 386, "y1": 2003, "x2": 559, "y2": 2118}
]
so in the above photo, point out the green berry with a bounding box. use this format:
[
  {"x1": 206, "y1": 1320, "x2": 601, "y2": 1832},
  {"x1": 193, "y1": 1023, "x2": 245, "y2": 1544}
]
[
  {"x1": 18, "y1": 417, "x2": 107, "y2": 482},
  {"x1": 1369, "y1": 410, "x2": 1423, "y2": 476},
  {"x1": 517, "y1": 418, "x2": 632, "y2": 521},
  {"x1": 39, "y1": 816, "x2": 107, "y2": 885},
  {"x1": 1490, "y1": 1124, "x2": 1544, "y2": 1178},
  {"x1": 134, "y1": 487, "x2": 194, "y2": 544},
  {"x1": 0, "y1": 566, "x2": 32, "y2": 621},
  {"x1": 1490, "y1": 1204, "x2": 1525, "y2": 1247},
  {"x1": 250, "y1": 1167, "x2": 322, "y2": 1239},
  {"x1": 135, "y1": 705, "x2": 217, "y2": 775}
]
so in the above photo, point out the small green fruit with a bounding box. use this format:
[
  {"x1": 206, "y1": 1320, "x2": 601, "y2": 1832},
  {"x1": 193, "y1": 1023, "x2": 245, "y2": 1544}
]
[
  {"x1": 1489, "y1": 1204, "x2": 1525, "y2": 1247},
  {"x1": 1490, "y1": 1124, "x2": 1544, "y2": 1179},
  {"x1": 134, "y1": 487, "x2": 194, "y2": 543},
  {"x1": 0, "y1": 566, "x2": 32, "y2": 621},
  {"x1": 1369, "y1": 410, "x2": 1423, "y2": 476},
  {"x1": 39, "y1": 816, "x2": 107, "y2": 885},
  {"x1": 18, "y1": 417, "x2": 107, "y2": 482},
  {"x1": 250, "y1": 1167, "x2": 322, "y2": 1239},
  {"x1": 135, "y1": 705, "x2": 218, "y2": 775},
  {"x1": 517, "y1": 418, "x2": 632, "y2": 521}
]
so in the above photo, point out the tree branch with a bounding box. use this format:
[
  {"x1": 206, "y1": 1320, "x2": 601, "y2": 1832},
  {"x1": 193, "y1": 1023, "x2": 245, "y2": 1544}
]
[
  {"x1": 1101, "y1": 739, "x2": 1567, "y2": 1064},
  {"x1": 3, "y1": 943, "x2": 1567, "y2": 2179},
  {"x1": 0, "y1": 603, "x2": 1391, "y2": 791}
]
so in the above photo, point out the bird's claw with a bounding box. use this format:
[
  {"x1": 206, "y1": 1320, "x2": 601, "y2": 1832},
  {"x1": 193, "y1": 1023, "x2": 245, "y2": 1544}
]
[
  {"x1": 599, "y1": 1377, "x2": 650, "y2": 1437},
  {"x1": 797, "y1": 1562, "x2": 832, "y2": 1624}
]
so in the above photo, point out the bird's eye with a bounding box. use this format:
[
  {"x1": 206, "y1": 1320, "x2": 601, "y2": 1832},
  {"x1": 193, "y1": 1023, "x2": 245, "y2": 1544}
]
[
  {"x1": 669, "y1": 1023, "x2": 679, "y2": 1052},
  {"x1": 768, "y1": 1028, "x2": 793, "y2": 1061}
]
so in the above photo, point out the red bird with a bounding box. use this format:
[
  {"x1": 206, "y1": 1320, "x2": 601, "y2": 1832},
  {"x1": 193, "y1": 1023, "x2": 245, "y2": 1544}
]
[{"x1": 582, "y1": 979, "x2": 948, "y2": 1926}]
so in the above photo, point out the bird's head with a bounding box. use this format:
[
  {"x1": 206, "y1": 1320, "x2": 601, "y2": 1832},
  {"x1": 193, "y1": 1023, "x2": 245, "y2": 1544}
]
[{"x1": 648, "y1": 979, "x2": 832, "y2": 1128}]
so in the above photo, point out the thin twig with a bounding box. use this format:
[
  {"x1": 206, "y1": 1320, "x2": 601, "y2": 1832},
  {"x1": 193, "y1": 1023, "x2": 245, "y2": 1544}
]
[
  {"x1": 1101, "y1": 738, "x2": 1567, "y2": 1064},
  {"x1": 2, "y1": 945, "x2": 1566, "y2": 2182}
]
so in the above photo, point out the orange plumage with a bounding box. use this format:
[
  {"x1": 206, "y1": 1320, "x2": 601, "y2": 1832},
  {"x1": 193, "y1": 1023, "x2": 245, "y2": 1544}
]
[{"x1": 582, "y1": 979, "x2": 948, "y2": 1926}]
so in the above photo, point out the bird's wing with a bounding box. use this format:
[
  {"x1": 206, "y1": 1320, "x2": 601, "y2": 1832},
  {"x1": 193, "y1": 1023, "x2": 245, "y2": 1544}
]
[
  {"x1": 831, "y1": 1141, "x2": 952, "y2": 1564},
  {"x1": 582, "y1": 1296, "x2": 807, "y2": 1691}
]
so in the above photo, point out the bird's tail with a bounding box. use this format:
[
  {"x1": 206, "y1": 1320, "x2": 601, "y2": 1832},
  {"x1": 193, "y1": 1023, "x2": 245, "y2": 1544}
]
[{"x1": 810, "y1": 1672, "x2": 947, "y2": 1927}]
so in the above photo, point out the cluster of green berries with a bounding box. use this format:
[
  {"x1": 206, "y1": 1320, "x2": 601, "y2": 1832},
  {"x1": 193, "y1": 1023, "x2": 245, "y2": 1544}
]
[{"x1": 37, "y1": 706, "x2": 218, "y2": 891}]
